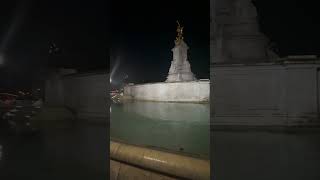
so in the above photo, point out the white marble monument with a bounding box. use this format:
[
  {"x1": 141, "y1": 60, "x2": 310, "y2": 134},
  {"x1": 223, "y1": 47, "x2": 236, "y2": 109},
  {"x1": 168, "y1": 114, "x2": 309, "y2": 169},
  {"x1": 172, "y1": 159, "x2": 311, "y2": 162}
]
[
  {"x1": 123, "y1": 21, "x2": 209, "y2": 103},
  {"x1": 166, "y1": 21, "x2": 196, "y2": 82},
  {"x1": 211, "y1": 0, "x2": 278, "y2": 64}
]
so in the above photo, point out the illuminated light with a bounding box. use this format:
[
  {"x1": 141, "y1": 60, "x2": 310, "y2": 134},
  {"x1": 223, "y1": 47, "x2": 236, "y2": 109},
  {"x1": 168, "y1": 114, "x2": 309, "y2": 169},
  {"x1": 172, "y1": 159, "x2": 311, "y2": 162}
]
[{"x1": 143, "y1": 156, "x2": 167, "y2": 164}]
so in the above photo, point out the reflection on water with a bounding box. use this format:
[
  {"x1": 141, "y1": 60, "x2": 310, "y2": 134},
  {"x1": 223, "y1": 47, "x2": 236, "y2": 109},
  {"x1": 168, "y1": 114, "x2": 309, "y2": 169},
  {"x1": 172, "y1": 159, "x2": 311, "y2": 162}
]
[
  {"x1": 213, "y1": 131, "x2": 320, "y2": 180},
  {"x1": 123, "y1": 101, "x2": 209, "y2": 121},
  {"x1": 111, "y1": 101, "x2": 210, "y2": 158}
]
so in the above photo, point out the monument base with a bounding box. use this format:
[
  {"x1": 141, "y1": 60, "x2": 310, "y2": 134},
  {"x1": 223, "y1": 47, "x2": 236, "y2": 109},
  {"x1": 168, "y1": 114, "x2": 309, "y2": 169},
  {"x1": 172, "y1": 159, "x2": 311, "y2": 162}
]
[
  {"x1": 124, "y1": 81, "x2": 209, "y2": 103},
  {"x1": 166, "y1": 72, "x2": 196, "y2": 82}
]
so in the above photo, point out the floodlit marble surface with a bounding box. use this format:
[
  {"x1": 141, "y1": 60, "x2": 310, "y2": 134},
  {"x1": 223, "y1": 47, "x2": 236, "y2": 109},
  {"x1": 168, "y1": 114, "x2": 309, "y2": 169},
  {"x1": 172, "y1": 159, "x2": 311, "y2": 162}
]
[
  {"x1": 124, "y1": 81, "x2": 209, "y2": 102},
  {"x1": 166, "y1": 40, "x2": 196, "y2": 82}
]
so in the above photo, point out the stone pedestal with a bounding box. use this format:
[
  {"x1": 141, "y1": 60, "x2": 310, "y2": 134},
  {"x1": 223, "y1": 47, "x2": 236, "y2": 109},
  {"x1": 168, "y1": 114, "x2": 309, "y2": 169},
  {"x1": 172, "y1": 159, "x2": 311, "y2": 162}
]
[
  {"x1": 166, "y1": 40, "x2": 196, "y2": 82},
  {"x1": 124, "y1": 81, "x2": 209, "y2": 102}
]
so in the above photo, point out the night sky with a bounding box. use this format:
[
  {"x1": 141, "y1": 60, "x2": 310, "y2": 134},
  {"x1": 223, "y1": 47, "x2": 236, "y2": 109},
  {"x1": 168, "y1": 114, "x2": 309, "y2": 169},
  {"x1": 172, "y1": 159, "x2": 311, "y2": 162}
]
[
  {"x1": 254, "y1": 1, "x2": 320, "y2": 56},
  {"x1": 110, "y1": 0, "x2": 210, "y2": 84},
  {"x1": 0, "y1": 0, "x2": 108, "y2": 90},
  {"x1": 1, "y1": 0, "x2": 320, "y2": 89},
  {"x1": 110, "y1": 0, "x2": 320, "y2": 85}
]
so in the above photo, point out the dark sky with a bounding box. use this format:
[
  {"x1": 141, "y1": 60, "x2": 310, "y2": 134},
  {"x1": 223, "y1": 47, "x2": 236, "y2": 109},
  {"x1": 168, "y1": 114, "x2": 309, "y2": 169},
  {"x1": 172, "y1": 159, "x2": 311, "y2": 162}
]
[
  {"x1": 254, "y1": 0, "x2": 320, "y2": 56},
  {"x1": 0, "y1": 0, "x2": 108, "y2": 89},
  {"x1": 110, "y1": 0, "x2": 210, "y2": 84},
  {"x1": 110, "y1": 0, "x2": 320, "y2": 84},
  {"x1": 1, "y1": 0, "x2": 320, "y2": 89}
]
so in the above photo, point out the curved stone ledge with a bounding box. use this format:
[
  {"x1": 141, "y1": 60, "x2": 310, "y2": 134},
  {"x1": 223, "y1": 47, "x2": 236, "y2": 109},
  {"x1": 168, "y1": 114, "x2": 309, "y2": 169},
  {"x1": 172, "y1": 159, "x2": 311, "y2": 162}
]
[
  {"x1": 110, "y1": 160, "x2": 178, "y2": 180},
  {"x1": 110, "y1": 141, "x2": 210, "y2": 180}
]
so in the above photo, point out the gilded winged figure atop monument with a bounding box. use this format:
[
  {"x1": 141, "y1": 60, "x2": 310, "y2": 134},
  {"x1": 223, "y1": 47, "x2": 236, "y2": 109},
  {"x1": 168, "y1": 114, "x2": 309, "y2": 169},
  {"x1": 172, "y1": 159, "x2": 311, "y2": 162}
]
[{"x1": 175, "y1": 20, "x2": 184, "y2": 44}]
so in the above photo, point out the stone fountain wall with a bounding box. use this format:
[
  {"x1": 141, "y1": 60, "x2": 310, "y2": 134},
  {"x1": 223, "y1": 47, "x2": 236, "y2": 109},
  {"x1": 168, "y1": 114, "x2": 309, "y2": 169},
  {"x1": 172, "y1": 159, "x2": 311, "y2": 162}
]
[
  {"x1": 62, "y1": 72, "x2": 108, "y2": 121},
  {"x1": 45, "y1": 70, "x2": 109, "y2": 123},
  {"x1": 124, "y1": 80, "x2": 209, "y2": 103},
  {"x1": 212, "y1": 60, "x2": 320, "y2": 126}
]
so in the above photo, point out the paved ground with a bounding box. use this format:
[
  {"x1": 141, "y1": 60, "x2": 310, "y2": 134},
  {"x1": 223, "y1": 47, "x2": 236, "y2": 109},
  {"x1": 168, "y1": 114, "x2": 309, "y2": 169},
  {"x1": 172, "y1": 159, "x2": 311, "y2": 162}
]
[
  {"x1": 0, "y1": 122, "x2": 108, "y2": 180},
  {"x1": 212, "y1": 131, "x2": 320, "y2": 180}
]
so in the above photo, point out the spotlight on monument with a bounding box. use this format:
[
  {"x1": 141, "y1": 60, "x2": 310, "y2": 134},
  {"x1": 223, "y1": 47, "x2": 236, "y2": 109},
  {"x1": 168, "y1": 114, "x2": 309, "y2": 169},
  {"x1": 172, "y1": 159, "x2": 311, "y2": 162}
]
[{"x1": 110, "y1": 78, "x2": 112, "y2": 83}]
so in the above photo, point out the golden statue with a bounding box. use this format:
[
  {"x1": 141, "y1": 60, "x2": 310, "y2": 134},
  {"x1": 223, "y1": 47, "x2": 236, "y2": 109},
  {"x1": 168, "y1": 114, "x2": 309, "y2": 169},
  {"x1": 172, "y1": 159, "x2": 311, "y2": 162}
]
[{"x1": 175, "y1": 20, "x2": 184, "y2": 44}]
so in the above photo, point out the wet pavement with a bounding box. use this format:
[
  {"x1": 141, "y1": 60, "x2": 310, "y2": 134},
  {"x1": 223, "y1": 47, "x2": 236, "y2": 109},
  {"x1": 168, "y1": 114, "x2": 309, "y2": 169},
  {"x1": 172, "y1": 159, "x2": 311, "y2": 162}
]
[
  {"x1": 212, "y1": 130, "x2": 320, "y2": 180},
  {"x1": 0, "y1": 122, "x2": 108, "y2": 180}
]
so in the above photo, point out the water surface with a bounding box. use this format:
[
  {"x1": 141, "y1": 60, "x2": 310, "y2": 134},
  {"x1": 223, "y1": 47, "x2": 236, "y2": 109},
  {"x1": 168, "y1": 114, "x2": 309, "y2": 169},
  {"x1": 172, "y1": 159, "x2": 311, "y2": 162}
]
[{"x1": 110, "y1": 101, "x2": 210, "y2": 158}]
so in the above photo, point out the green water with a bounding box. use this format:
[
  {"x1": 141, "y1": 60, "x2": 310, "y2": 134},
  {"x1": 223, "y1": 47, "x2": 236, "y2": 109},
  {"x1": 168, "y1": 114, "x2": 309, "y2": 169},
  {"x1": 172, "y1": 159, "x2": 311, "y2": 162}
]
[{"x1": 110, "y1": 101, "x2": 210, "y2": 159}]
